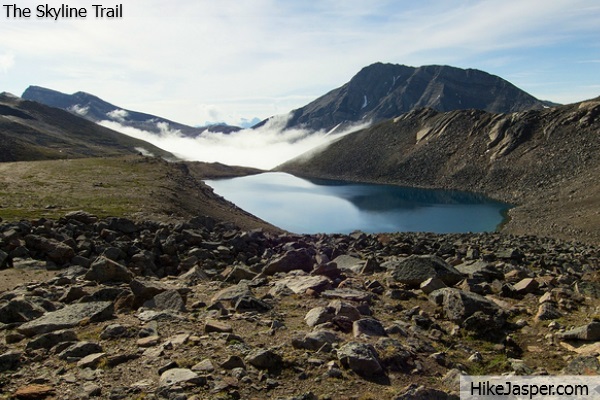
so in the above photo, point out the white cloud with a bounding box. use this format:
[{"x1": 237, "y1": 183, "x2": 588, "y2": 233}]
[
  {"x1": 68, "y1": 105, "x2": 89, "y2": 116},
  {"x1": 155, "y1": 121, "x2": 182, "y2": 137},
  {"x1": 0, "y1": 53, "x2": 15, "y2": 73},
  {"x1": 106, "y1": 108, "x2": 129, "y2": 122},
  {"x1": 134, "y1": 147, "x2": 155, "y2": 157},
  {"x1": 98, "y1": 113, "x2": 370, "y2": 170}
]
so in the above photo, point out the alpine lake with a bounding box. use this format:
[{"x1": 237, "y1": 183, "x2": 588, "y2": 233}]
[{"x1": 206, "y1": 172, "x2": 511, "y2": 235}]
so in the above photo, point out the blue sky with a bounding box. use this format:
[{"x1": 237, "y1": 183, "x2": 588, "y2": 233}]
[{"x1": 1, "y1": 0, "x2": 599, "y2": 127}]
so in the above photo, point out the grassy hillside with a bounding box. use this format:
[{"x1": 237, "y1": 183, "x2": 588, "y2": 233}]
[{"x1": 0, "y1": 155, "x2": 277, "y2": 232}]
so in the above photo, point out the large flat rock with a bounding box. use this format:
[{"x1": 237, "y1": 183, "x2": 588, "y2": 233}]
[{"x1": 17, "y1": 301, "x2": 114, "y2": 337}]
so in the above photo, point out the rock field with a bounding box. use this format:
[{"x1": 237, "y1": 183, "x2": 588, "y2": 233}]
[{"x1": 1, "y1": 211, "x2": 600, "y2": 399}]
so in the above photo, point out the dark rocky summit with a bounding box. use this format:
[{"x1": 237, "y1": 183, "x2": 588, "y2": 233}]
[
  {"x1": 1, "y1": 212, "x2": 599, "y2": 399},
  {"x1": 273, "y1": 63, "x2": 551, "y2": 132}
]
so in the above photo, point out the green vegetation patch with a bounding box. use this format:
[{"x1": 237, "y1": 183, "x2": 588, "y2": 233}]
[{"x1": 0, "y1": 156, "x2": 173, "y2": 221}]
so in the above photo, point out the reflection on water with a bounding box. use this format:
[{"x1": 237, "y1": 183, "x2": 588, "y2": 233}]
[{"x1": 206, "y1": 172, "x2": 511, "y2": 234}]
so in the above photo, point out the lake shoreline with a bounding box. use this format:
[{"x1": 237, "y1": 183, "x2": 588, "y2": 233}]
[{"x1": 206, "y1": 172, "x2": 511, "y2": 235}]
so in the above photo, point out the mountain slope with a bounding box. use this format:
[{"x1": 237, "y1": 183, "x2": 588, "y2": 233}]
[
  {"x1": 0, "y1": 154, "x2": 276, "y2": 232},
  {"x1": 278, "y1": 97, "x2": 600, "y2": 242},
  {"x1": 22, "y1": 86, "x2": 240, "y2": 137},
  {"x1": 0, "y1": 93, "x2": 175, "y2": 162},
  {"x1": 280, "y1": 62, "x2": 552, "y2": 132}
]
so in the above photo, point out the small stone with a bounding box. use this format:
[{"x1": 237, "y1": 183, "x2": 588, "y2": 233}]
[
  {"x1": 14, "y1": 384, "x2": 55, "y2": 399},
  {"x1": 262, "y1": 249, "x2": 313, "y2": 275},
  {"x1": 304, "y1": 306, "x2": 335, "y2": 327},
  {"x1": 159, "y1": 368, "x2": 205, "y2": 387},
  {"x1": 468, "y1": 352, "x2": 483, "y2": 363},
  {"x1": 100, "y1": 324, "x2": 129, "y2": 340},
  {"x1": 292, "y1": 330, "x2": 340, "y2": 352},
  {"x1": 556, "y1": 321, "x2": 600, "y2": 341},
  {"x1": 321, "y1": 288, "x2": 373, "y2": 302},
  {"x1": 420, "y1": 277, "x2": 447, "y2": 295},
  {"x1": 0, "y1": 351, "x2": 21, "y2": 372},
  {"x1": 539, "y1": 292, "x2": 553, "y2": 303},
  {"x1": 429, "y1": 288, "x2": 501, "y2": 324},
  {"x1": 352, "y1": 318, "x2": 387, "y2": 338},
  {"x1": 167, "y1": 333, "x2": 190, "y2": 346},
  {"x1": 77, "y1": 353, "x2": 107, "y2": 369},
  {"x1": 192, "y1": 359, "x2": 215, "y2": 373},
  {"x1": 513, "y1": 278, "x2": 539, "y2": 294},
  {"x1": 210, "y1": 283, "x2": 253, "y2": 306},
  {"x1": 310, "y1": 261, "x2": 340, "y2": 280},
  {"x1": 548, "y1": 321, "x2": 562, "y2": 330},
  {"x1": 375, "y1": 338, "x2": 414, "y2": 372},
  {"x1": 278, "y1": 275, "x2": 332, "y2": 294},
  {"x1": 535, "y1": 302, "x2": 562, "y2": 321},
  {"x1": 234, "y1": 295, "x2": 271, "y2": 312},
  {"x1": 84, "y1": 256, "x2": 133, "y2": 284},
  {"x1": 137, "y1": 335, "x2": 161, "y2": 347},
  {"x1": 158, "y1": 361, "x2": 179, "y2": 375},
  {"x1": 337, "y1": 342, "x2": 383, "y2": 377},
  {"x1": 387, "y1": 255, "x2": 463, "y2": 288},
  {"x1": 58, "y1": 342, "x2": 103, "y2": 361},
  {"x1": 360, "y1": 257, "x2": 382, "y2": 275},
  {"x1": 64, "y1": 210, "x2": 98, "y2": 224},
  {"x1": 245, "y1": 349, "x2": 282, "y2": 370},
  {"x1": 394, "y1": 384, "x2": 454, "y2": 400},
  {"x1": 328, "y1": 300, "x2": 361, "y2": 321},
  {"x1": 5, "y1": 332, "x2": 25, "y2": 344},
  {"x1": 129, "y1": 278, "x2": 168, "y2": 306},
  {"x1": 563, "y1": 355, "x2": 600, "y2": 375},
  {"x1": 221, "y1": 355, "x2": 245, "y2": 370},
  {"x1": 26, "y1": 330, "x2": 78, "y2": 351},
  {"x1": 204, "y1": 319, "x2": 233, "y2": 333},
  {"x1": 144, "y1": 289, "x2": 186, "y2": 312},
  {"x1": 82, "y1": 382, "x2": 102, "y2": 397}
]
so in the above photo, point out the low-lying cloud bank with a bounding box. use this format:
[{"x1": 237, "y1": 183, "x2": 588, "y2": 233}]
[{"x1": 98, "y1": 113, "x2": 370, "y2": 170}]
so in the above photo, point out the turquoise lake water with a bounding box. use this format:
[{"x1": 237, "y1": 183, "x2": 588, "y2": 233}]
[{"x1": 206, "y1": 172, "x2": 510, "y2": 234}]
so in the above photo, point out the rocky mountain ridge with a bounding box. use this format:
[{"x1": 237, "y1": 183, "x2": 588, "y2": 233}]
[
  {"x1": 22, "y1": 86, "x2": 240, "y2": 137},
  {"x1": 1, "y1": 212, "x2": 599, "y2": 399},
  {"x1": 279, "y1": 97, "x2": 600, "y2": 243},
  {"x1": 274, "y1": 63, "x2": 554, "y2": 132},
  {"x1": 0, "y1": 93, "x2": 175, "y2": 162}
]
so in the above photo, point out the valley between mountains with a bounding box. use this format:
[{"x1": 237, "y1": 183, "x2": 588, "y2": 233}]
[{"x1": 1, "y1": 63, "x2": 599, "y2": 399}]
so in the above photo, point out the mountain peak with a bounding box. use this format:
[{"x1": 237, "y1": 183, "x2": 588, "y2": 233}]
[
  {"x1": 0, "y1": 92, "x2": 20, "y2": 99},
  {"x1": 283, "y1": 63, "x2": 551, "y2": 132}
]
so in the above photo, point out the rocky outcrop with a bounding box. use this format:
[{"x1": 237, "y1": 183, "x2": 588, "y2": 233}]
[{"x1": 0, "y1": 213, "x2": 599, "y2": 398}]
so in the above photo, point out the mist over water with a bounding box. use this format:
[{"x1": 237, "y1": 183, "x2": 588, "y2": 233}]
[{"x1": 99, "y1": 113, "x2": 370, "y2": 169}]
